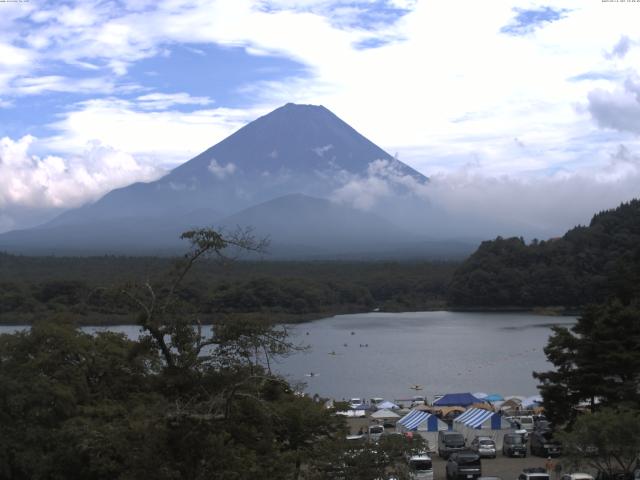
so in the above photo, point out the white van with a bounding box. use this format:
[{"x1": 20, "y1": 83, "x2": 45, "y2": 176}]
[
  {"x1": 408, "y1": 454, "x2": 433, "y2": 480},
  {"x1": 368, "y1": 425, "x2": 384, "y2": 442},
  {"x1": 517, "y1": 416, "x2": 535, "y2": 431}
]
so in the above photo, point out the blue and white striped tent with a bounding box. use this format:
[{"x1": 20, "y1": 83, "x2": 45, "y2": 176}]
[
  {"x1": 397, "y1": 409, "x2": 448, "y2": 450},
  {"x1": 453, "y1": 408, "x2": 514, "y2": 449}
]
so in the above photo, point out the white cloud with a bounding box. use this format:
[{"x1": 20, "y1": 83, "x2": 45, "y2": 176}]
[
  {"x1": 136, "y1": 92, "x2": 214, "y2": 110},
  {"x1": 208, "y1": 158, "x2": 237, "y2": 179},
  {"x1": 43, "y1": 98, "x2": 259, "y2": 165},
  {"x1": 0, "y1": 135, "x2": 164, "y2": 210},
  {"x1": 331, "y1": 158, "x2": 428, "y2": 209},
  {"x1": 331, "y1": 147, "x2": 640, "y2": 239},
  {"x1": 588, "y1": 76, "x2": 640, "y2": 134},
  {"x1": 313, "y1": 144, "x2": 333, "y2": 156},
  {"x1": 2, "y1": 0, "x2": 640, "y2": 232},
  {"x1": 12, "y1": 75, "x2": 116, "y2": 95}
]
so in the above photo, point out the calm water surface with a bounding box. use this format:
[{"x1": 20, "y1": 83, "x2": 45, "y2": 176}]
[{"x1": 0, "y1": 311, "x2": 575, "y2": 401}]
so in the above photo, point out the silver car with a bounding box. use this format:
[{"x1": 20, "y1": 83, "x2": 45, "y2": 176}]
[{"x1": 470, "y1": 436, "x2": 496, "y2": 458}]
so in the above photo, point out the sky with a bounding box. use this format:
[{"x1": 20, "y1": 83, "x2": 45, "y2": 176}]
[{"x1": 1, "y1": 0, "x2": 640, "y2": 236}]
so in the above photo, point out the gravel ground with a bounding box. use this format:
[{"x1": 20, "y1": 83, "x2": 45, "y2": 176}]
[{"x1": 344, "y1": 418, "x2": 584, "y2": 480}]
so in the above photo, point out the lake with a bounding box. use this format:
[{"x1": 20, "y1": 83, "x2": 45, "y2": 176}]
[{"x1": 0, "y1": 311, "x2": 575, "y2": 402}]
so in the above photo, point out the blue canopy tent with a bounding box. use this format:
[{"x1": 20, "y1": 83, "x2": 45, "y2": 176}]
[
  {"x1": 397, "y1": 409, "x2": 449, "y2": 451},
  {"x1": 452, "y1": 407, "x2": 514, "y2": 449},
  {"x1": 484, "y1": 393, "x2": 504, "y2": 402},
  {"x1": 433, "y1": 393, "x2": 481, "y2": 407}
]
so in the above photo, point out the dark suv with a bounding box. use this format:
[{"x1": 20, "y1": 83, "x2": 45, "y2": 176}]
[
  {"x1": 446, "y1": 450, "x2": 482, "y2": 480},
  {"x1": 530, "y1": 429, "x2": 561, "y2": 457},
  {"x1": 438, "y1": 431, "x2": 466, "y2": 459},
  {"x1": 502, "y1": 433, "x2": 527, "y2": 457}
]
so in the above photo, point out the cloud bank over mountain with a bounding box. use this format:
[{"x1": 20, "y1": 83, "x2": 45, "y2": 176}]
[{"x1": 2, "y1": 1, "x2": 640, "y2": 241}]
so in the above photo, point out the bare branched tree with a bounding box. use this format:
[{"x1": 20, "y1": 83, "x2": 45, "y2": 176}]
[{"x1": 121, "y1": 227, "x2": 287, "y2": 371}]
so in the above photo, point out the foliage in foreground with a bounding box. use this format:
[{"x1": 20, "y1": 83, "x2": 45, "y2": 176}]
[
  {"x1": 0, "y1": 228, "x2": 429, "y2": 479},
  {"x1": 0, "y1": 318, "x2": 351, "y2": 479},
  {"x1": 559, "y1": 408, "x2": 640, "y2": 478},
  {"x1": 534, "y1": 299, "x2": 640, "y2": 427},
  {"x1": 0, "y1": 229, "x2": 341, "y2": 479}
]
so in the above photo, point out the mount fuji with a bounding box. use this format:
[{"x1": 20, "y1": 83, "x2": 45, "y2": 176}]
[{"x1": 0, "y1": 104, "x2": 475, "y2": 258}]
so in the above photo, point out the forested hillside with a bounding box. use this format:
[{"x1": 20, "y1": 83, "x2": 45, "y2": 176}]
[
  {"x1": 448, "y1": 199, "x2": 640, "y2": 308},
  {"x1": 0, "y1": 255, "x2": 456, "y2": 324}
]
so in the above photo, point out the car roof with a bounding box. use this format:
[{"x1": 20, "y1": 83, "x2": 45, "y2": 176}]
[
  {"x1": 409, "y1": 454, "x2": 432, "y2": 460},
  {"x1": 453, "y1": 450, "x2": 479, "y2": 457}
]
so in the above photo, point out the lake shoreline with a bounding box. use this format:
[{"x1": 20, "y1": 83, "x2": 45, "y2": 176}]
[{"x1": 0, "y1": 304, "x2": 582, "y2": 327}]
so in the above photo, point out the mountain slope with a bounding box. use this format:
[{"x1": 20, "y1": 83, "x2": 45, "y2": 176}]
[
  {"x1": 218, "y1": 193, "x2": 409, "y2": 254},
  {"x1": 47, "y1": 103, "x2": 426, "y2": 228}
]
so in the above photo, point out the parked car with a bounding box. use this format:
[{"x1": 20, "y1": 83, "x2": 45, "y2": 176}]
[
  {"x1": 407, "y1": 454, "x2": 433, "y2": 480},
  {"x1": 518, "y1": 467, "x2": 550, "y2": 480},
  {"x1": 446, "y1": 450, "x2": 482, "y2": 480},
  {"x1": 502, "y1": 433, "x2": 527, "y2": 457},
  {"x1": 561, "y1": 473, "x2": 594, "y2": 480},
  {"x1": 368, "y1": 425, "x2": 385, "y2": 442},
  {"x1": 529, "y1": 429, "x2": 561, "y2": 457},
  {"x1": 411, "y1": 396, "x2": 427, "y2": 407},
  {"x1": 470, "y1": 436, "x2": 496, "y2": 458},
  {"x1": 438, "y1": 431, "x2": 466, "y2": 459},
  {"x1": 516, "y1": 416, "x2": 535, "y2": 431}
]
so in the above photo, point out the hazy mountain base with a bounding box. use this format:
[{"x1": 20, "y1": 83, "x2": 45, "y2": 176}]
[{"x1": 0, "y1": 195, "x2": 478, "y2": 259}]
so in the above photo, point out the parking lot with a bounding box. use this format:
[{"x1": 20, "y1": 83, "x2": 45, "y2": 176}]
[{"x1": 431, "y1": 453, "x2": 549, "y2": 480}]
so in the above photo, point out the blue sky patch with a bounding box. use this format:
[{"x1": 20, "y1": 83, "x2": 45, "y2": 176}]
[
  {"x1": 125, "y1": 44, "x2": 309, "y2": 110},
  {"x1": 332, "y1": 1, "x2": 412, "y2": 30},
  {"x1": 353, "y1": 36, "x2": 400, "y2": 50},
  {"x1": 0, "y1": 95, "x2": 74, "y2": 140},
  {"x1": 568, "y1": 71, "x2": 620, "y2": 82},
  {"x1": 501, "y1": 7, "x2": 569, "y2": 36},
  {"x1": 256, "y1": 0, "x2": 413, "y2": 32}
]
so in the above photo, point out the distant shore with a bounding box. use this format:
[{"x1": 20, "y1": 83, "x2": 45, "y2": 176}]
[{"x1": 0, "y1": 304, "x2": 581, "y2": 327}]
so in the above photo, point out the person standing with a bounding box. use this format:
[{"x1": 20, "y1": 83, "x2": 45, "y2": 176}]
[{"x1": 545, "y1": 457, "x2": 555, "y2": 476}]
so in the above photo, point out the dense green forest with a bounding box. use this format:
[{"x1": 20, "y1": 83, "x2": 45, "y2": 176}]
[
  {"x1": 0, "y1": 253, "x2": 456, "y2": 325},
  {"x1": 0, "y1": 230, "x2": 429, "y2": 479},
  {"x1": 448, "y1": 199, "x2": 640, "y2": 308}
]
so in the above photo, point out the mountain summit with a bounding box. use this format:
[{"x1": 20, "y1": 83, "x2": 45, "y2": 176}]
[{"x1": 0, "y1": 104, "x2": 444, "y2": 257}]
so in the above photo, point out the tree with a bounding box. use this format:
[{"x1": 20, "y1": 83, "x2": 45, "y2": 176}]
[
  {"x1": 306, "y1": 434, "x2": 427, "y2": 480},
  {"x1": 0, "y1": 228, "x2": 345, "y2": 479},
  {"x1": 534, "y1": 299, "x2": 640, "y2": 426},
  {"x1": 558, "y1": 408, "x2": 640, "y2": 478}
]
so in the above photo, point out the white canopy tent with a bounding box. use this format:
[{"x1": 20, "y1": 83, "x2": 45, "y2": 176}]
[
  {"x1": 452, "y1": 407, "x2": 514, "y2": 449},
  {"x1": 371, "y1": 409, "x2": 401, "y2": 420}
]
